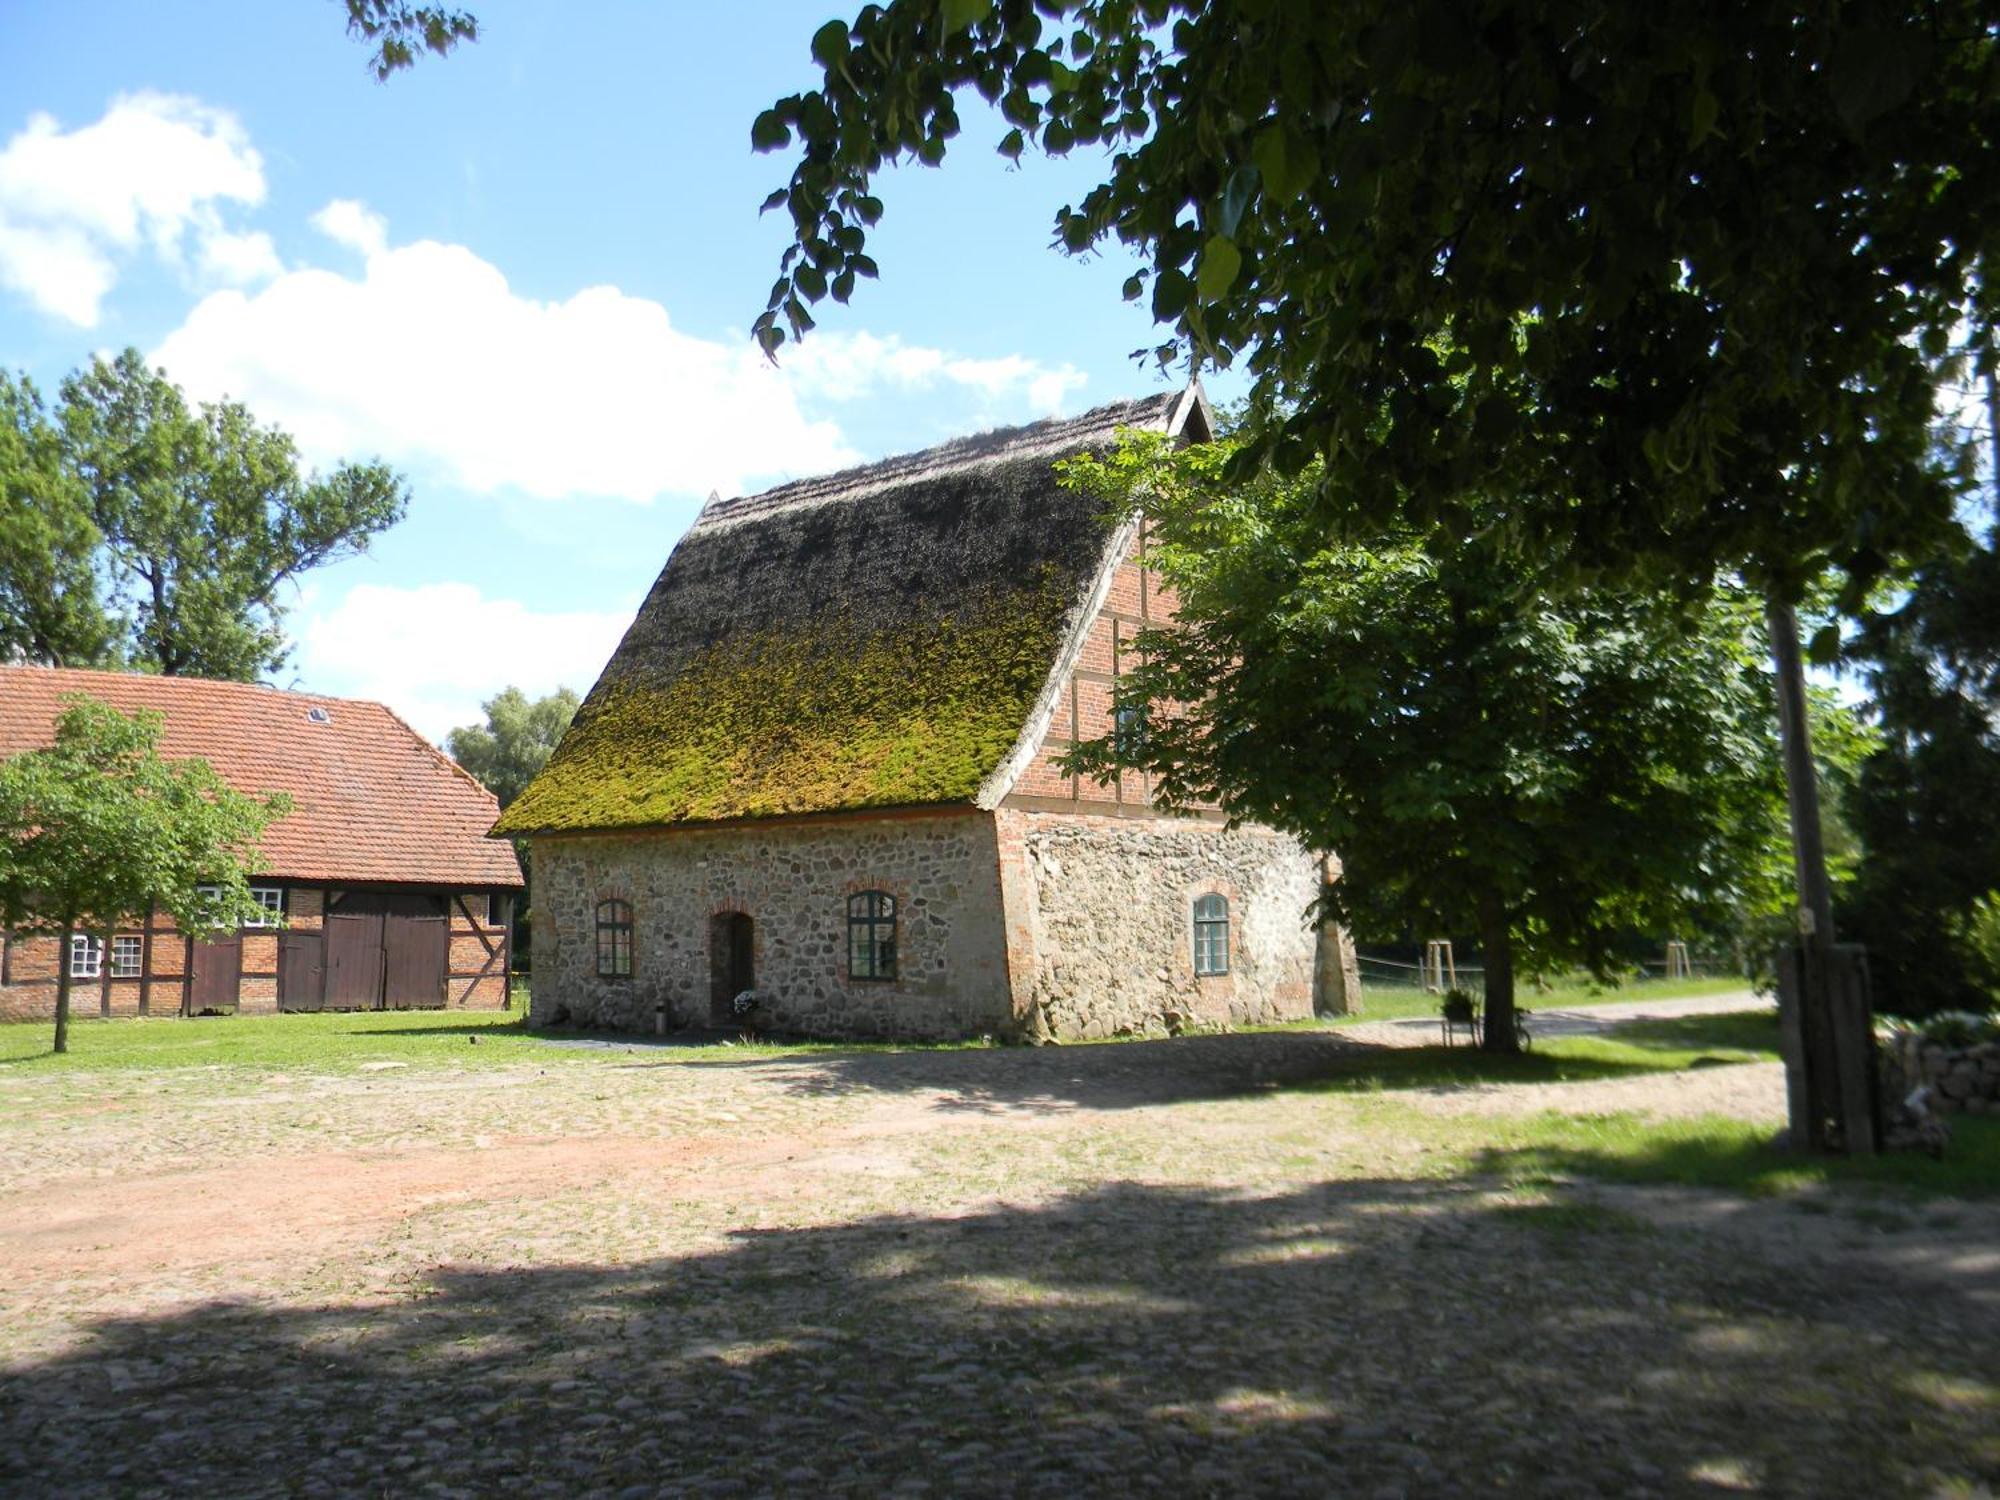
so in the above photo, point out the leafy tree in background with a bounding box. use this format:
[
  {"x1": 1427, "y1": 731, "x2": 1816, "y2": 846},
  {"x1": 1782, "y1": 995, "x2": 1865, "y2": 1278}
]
[
  {"x1": 448, "y1": 686, "x2": 580, "y2": 967},
  {"x1": 1843, "y1": 359, "x2": 2000, "y2": 1017},
  {"x1": 447, "y1": 686, "x2": 581, "y2": 809},
  {"x1": 0, "y1": 697, "x2": 288, "y2": 1054},
  {"x1": 1061, "y1": 438, "x2": 1784, "y2": 1052},
  {"x1": 51, "y1": 351, "x2": 407, "y2": 681},
  {"x1": 0, "y1": 372, "x2": 119, "y2": 668}
]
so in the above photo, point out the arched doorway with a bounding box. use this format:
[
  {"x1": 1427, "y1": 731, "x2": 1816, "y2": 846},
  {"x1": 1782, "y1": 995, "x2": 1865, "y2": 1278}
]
[{"x1": 709, "y1": 911, "x2": 754, "y2": 1024}]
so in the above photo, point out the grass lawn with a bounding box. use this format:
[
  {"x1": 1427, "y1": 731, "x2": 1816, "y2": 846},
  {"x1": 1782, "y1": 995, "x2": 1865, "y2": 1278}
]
[
  {"x1": 1341, "y1": 971, "x2": 1756, "y2": 1023},
  {"x1": 0, "y1": 1005, "x2": 557, "y2": 1073}
]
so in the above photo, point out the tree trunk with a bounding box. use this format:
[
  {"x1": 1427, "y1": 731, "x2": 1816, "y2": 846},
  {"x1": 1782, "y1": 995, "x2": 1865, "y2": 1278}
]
[
  {"x1": 1477, "y1": 893, "x2": 1518, "y2": 1055},
  {"x1": 1765, "y1": 596, "x2": 1876, "y2": 1153},
  {"x1": 53, "y1": 921, "x2": 72, "y2": 1055}
]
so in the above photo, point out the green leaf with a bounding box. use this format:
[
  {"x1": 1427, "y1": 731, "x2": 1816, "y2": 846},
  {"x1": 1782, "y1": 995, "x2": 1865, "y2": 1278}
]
[
  {"x1": 750, "y1": 110, "x2": 791, "y2": 151},
  {"x1": 810, "y1": 20, "x2": 849, "y2": 68},
  {"x1": 1197, "y1": 234, "x2": 1242, "y2": 302},
  {"x1": 1219, "y1": 164, "x2": 1258, "y2": 238},
  {"x1": 941, "y1": 0, "x2": 990, "y2": 35},
  {"x1": 1806, "y1": 625, "x2": 1843, "y2": 666},
  {"x1": 1251, "y1": 127, "x2": 1295, "y2": 202}
]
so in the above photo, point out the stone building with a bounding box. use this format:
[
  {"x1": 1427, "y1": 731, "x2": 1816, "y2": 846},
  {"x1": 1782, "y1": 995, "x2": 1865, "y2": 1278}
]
[
  {"x1": 0, "y1": 668, "x2": 523, "y2": 1022},
  {"x1": 499, "y1": 385, "x2": 1358, "y2": 1040}
]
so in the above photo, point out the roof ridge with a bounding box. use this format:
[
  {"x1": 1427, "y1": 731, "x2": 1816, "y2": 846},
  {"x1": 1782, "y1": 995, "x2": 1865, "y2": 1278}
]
[
  {"x1": 693, "y1": 388, "x2": 1184, "y2": 534},
  {"x1": 0, "y1": 663, "x2": 349, "y2": 706}
]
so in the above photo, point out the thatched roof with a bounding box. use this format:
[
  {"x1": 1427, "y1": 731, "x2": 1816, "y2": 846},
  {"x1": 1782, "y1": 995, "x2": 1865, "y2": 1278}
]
[{"x1": 497, "y1": 385, "x2": 1209, "y2": 836}]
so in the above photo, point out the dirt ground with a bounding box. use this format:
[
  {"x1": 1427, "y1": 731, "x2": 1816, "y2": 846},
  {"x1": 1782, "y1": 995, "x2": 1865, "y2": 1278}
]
[{"x1": 2, "y1": 1019, "x2": 1995, "y2": 1498}]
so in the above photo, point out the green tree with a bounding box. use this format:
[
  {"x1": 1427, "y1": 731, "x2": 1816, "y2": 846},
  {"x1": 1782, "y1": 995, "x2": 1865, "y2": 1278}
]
[
  {"x1": 1061, "y1": 437, "x2": 1784, "y2": 1051},
  {"x1": 53, "y1": 350, "x2": 407, "y2": 680},
  {"x1": 0, "y1": 371, "x2": 119, "y2": 668},
  {"x1": 1843, "y1": 508, "x2": 2000, "y2": 1017},
  {"x1": 0, "y1": 696, "x2": 288, "y2": 1054},
  {"x1": 447, "y1": 686, "x2": 580, "y2": 809}
]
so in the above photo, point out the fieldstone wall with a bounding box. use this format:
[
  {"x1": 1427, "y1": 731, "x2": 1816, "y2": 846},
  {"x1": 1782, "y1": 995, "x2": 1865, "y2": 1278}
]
[
  {"x1": 530, "y1": 810, "x2": 1014, "y2": 1039},
  {"x1": 1883, "y1": 1033, "x2": 2000, "y2": 1116},
  {"x1": 997, "y1": 807, "x2": 1351, "y2": 1039}
]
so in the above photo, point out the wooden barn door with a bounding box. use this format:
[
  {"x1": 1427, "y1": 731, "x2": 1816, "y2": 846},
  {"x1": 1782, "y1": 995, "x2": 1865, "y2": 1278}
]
[
  {"x1": 278, "y1": 931, "x2": 325, "y2": 1011},
  {"x1": 187, "y1": 936, "x2": 242, "y2": 1015},
  {"x1": 324, "y1": 906, "x2": 386, "y2": 1010},
  {"x1": 381, "y1": 900, "x2": 447, "y2": 1009},
  {"x1": 323, "y1": 891, "x2": 448, "y2": 1010}
]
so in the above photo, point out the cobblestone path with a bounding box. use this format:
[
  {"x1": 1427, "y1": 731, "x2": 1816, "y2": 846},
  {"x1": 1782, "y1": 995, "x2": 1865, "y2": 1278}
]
[{"x1": 2, "y1": 1024, "x2": 1993, "y2": 1497}]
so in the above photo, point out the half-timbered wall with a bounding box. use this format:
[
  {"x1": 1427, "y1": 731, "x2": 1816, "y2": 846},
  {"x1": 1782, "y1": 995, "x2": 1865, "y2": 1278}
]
[{"x1": 0, "y1": 883, "x2": 511, "y2": 1023}]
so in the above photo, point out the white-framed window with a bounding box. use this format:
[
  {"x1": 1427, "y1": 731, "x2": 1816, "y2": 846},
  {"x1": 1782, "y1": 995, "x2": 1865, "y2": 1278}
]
[
  {"x1": 111, "y1": 935, "x2": 143, "y2": 978},
  {"x1": 193, "y1": 883, "x2": 284, "y2": 928},
  {"x1": 68, "y1": 934, "x2": 103, "y2": 980},
  {"x1": 1192, "y1": 893, "x2": 1231, "y2": 977}
]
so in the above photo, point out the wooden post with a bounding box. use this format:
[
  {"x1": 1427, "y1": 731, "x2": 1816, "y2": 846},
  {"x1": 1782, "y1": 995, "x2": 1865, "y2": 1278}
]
[{"x1": 1766, "y1": 597, "x2": 1877, "y2": 1153}]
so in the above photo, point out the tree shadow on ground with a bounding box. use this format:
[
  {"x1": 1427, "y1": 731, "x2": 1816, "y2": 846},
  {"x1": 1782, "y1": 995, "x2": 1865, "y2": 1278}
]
[
  {"x1": 658, "y1": 1029, "x2": 1720, "y2": 1115},
  {"x1": 2, "y1": 1175, "x2": 1990, "y2": 1498}
]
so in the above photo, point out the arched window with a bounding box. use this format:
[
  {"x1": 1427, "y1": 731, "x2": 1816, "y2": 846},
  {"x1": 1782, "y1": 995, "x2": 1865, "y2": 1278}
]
[
  {"x1": 595, "y1": 899, "x2": 633, "y2": 978},
  {"x1": 847, "y1": 890, "x2": 897, "y2": 981},
  {"x1": 1192, "y1": 893, "x2": 1230, "y2": 976}
]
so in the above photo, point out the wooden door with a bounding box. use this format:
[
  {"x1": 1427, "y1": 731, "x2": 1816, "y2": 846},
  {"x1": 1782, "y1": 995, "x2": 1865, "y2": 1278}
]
[
  {"x1": 382, "y1": 912, "x2": 447, "y2": 1009},
  {"x1": 187, "y1": 936, "x2": 241, "y2": 1015},
  {"x1": 324, "y1": 911, "x2": 386, "y2": 1010},
  {"x1": 278, "y1": 930, "x2": 325, "y2": 1011}
]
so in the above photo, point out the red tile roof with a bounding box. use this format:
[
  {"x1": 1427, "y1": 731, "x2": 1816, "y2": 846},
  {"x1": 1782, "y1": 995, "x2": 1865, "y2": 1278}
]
[{"x1": 0, "y1": 667, "x2": 522, "y2": 888}]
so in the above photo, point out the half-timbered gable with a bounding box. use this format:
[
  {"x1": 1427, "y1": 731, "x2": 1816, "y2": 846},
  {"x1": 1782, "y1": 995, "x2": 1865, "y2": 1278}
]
[
  {"x1": 502, "y1": 385, "x2": 1358, "y2": 1040},
  {"x1": 0, "y1": 668, "x2": 523, "y2": 1022}
]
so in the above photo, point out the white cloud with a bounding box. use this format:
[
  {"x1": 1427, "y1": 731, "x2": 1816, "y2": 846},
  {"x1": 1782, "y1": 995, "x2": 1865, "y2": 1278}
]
[
  {"x1": 310, "y1": 198, "x2": 386, "y2": 258},
  {"x1": 786, "y1": 330, "x2": 1088, "y2": 415},
  {"x1": 297, "y1": 582, "x2": 631, "y2": 742},
  {"x1": 196, "y1": 228, "x2": 283, "y2": 287},
  {"x1": 154, "y1": 201, "x2": 1089, "y2": 503},
  {"x1": 0, "y1": 92, "x2": 275, "y2": 325}
]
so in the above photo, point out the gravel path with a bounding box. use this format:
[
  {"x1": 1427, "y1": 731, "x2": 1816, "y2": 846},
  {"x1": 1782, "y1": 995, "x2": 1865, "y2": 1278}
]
[{"x1": 1, "y1": 1011, "x2": 1992, "y2": 1499}]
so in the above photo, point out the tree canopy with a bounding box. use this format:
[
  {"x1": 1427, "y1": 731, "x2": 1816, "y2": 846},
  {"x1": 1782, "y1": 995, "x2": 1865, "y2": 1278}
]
[
  {"x1": 1061, "y1": 436, "x2": 1787, "y2": 1049},
  {"x1": 0, "y1": 372, "x2": 114, "y2": 668},
  {"x1": 447, "y1": 686, "x2": 580, "y2": 810},
  {"x1": 744, "y1": 0, "x2": 1990, "y2": 604},
  {"x1": 0, "y1": 350, "x2": 407, "y2": 681},
  {"x1": 0, "y1": 696, "x2": 288, "y2": 1053}
]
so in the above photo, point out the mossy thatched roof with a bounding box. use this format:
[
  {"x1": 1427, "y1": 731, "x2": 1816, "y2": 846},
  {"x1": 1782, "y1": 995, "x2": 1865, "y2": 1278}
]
[{"x1": 497, "y1": 388, "x2": 1206, "y2": 836}]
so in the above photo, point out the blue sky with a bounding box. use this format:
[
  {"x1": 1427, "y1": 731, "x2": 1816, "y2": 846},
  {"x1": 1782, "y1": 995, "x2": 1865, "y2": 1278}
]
[{"x1": 0, "y1": 1, "x2": 1223, "y2": 739}]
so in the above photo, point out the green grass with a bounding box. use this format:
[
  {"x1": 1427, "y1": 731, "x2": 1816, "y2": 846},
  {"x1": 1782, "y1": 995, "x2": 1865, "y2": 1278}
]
[
  {"x1": 1435, "y1": 1107, "x2": 2000, "y2": 1200},
  {"x1": 1339, "y1": 972, "x2": 1756, "y2": 1023},
  {"x1": 0, "y1": 1006, "x2": 558, "y2": 1073},
  {"x1": 0, "y1": 1001, "x2": 1002, "y2": 1074},
  {"x1": 1299, "y1": 1008, "x2": 1782, "y2": 1094}
]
